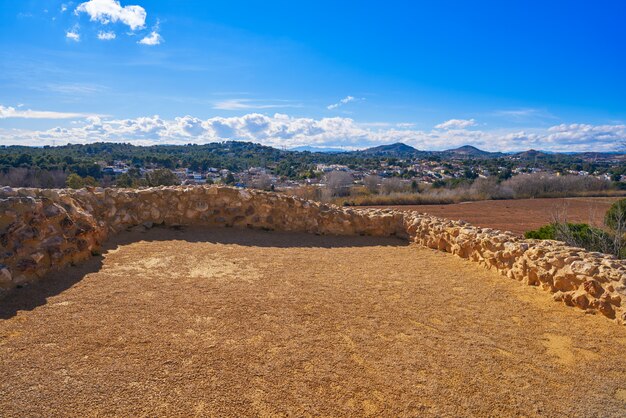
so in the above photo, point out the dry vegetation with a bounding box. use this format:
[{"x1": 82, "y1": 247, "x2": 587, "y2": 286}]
[
  {"x1": 0, "y1": 167, "x2": 68, "y2": 189},
  {"x1": 285, "y1": 172, "x2": 623, "y2": 207},
  {"x1": 525, "y1": 198, "x2": 626, "y2": 258}
]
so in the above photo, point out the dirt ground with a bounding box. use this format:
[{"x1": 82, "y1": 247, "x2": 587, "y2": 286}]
[
  {"x1": 1, "y1": 227, "x2": 626, "y2": 417},
  {"x1": 368, "y1": 196, "x2": 623, "y2": 235}
]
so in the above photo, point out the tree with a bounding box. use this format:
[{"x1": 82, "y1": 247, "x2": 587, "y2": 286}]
[
  {"x1": 463, "y1": 168, "x2": 478, "y2": 180},
  {"x1": 251, "y1": 174, "x2": 272, "y2": 190},
  {"x1": 323, "y1": 170, "x2": 353, "y2": 197},
  {"x1": 224, "y1": 173, "x2": 236, "y2": 185},
  {"x1": 115, "y1": 173, "x2": 135, "y2": 188},
  {"x1": 497, "y1": 168, "x2": 513, "y2": 181},
  {"x1": 66, "y1": 173, "x2": 85, "y2": 189},
  {"x1": 145, "y1": 169, "x2": 179, "y2": 187},
  {"x1": 363, "y1": 175, "x2": 381, "y2": 194},
  {"x1": 381, "y1": 177, "x2": 406, "y2": 194},
  {"x1": 605, "y1": 198, "x2": 626, "y2": 230}
]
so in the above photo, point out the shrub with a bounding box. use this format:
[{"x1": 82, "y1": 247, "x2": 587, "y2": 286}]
[
  {"x1": 145, "y1": 169, "x2": 179, "y2": 187},
  {"x1": 362, "y1": 175, "x2": 381, "y2": 193},
  {"x1": 381, "y1": 177, "x2": 407, "y2": 194},
  {"x1": 502, "y1": 173, "x2": 610, "y2": 198},
  {"x1": 524, "y1": 224, "x2": 559, "y2": 240},
  {"x1": 525, "y1": 222, "x2": 617, "y2": 255},
  {"x1": 66, "y1": 173, "x2": 85, "y2": 189},
  {"x1": 250, "y1": 174, "x2": 272, "y2": 191},
  {"x1": 0, "y1": 167, "x2": 68, "y2": 188},
  {"x1": 605, "y1": 198, "x2": 626, "y2": 230}
]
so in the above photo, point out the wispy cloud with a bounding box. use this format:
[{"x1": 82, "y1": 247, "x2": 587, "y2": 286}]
[
  {"x1": 327, "y1": 95, "x2": 359, "y2": 110},
  {"x1": 493, "y1": 108, "x2": 559, "y2": 122},
  {"x1": 41, "y1": 82, "x2": 106, "y2": 95},
  {"x1": 213, "y1": 99, "x2": 301, "y2": 111},
  {"x1": 435, "y1": 118, "x2": 477, "y2": 130},
  {"x1": 0, "y1": 105, "x2": 100, "y2": 120}
]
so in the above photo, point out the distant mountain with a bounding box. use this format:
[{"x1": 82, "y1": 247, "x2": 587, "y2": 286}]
[
  {"x1": 441, "y1": 145, "x2": 502, "y2": 158},
  {"x1": 360, "y1": 142, "x2": 419, "y2": 156},
  {"x1": 290, "y1": 146, "x2": 347, "y2": 153},
  {"x1": 513, "y1": 149, "x2": 551, "y2": 160}
]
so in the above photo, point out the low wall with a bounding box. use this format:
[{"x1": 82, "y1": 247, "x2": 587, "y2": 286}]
[{"x1": 1, "y1": 185, "x2": 625, "y2": 324}]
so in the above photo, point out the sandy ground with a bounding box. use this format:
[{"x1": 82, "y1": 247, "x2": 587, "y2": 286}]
[
  {"x1": 367, "y1": 196, "x2": 623, "y2": 235},
  {"x1": 1, "y1": 226, "x2": 626, "y2": 417}
]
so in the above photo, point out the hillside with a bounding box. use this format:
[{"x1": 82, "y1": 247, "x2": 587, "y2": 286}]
[
  {"x1": 0, "y1": 142, "x2": 623, "y2": 187},
  {"x1": 442, "y1": 145, "x2": 503, "y2": 158},
  {"x1": 359, "y1": 142, "x2": 420, "y2": 156}
]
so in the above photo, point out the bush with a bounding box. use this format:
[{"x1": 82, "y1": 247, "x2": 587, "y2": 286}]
[
  {"x1": 0, "y1": 168, "x2": 67, "y2": 188},
  {"x1": 362, "y1": 175, "x2": 381, "y2": 193},
  {"x1": 381, "y1": 177, "x2": 407, "y2": 194},
  {"x1": 525, "y1": 222, "x2": 617, "y2": 255},
  {"x1": 605, "y1": 198, "x2": 626, "y2": 230},
  {"x1": 250, "y1": 174, "x2": 272, "y2": 191},
  {"x1": 145, "y1": 169, "x2": 179, "y2": 187},
  {"x1": 502, "y1": 173, "x2": 610, "y2": 198},
  {"x1": 524, "y1": 224, "x2": 559, "y2": 240},
  {"x1": 66, "y1": 173, "x2": 85, "y2": 189}
]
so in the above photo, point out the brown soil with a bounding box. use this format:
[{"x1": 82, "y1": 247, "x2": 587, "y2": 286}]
[
  {"x1": 1, "y1": 227, "x2": 626, "y2": 417},
  {"x1": 368, "y1": 196, "x2": 623, "y2": 235}
]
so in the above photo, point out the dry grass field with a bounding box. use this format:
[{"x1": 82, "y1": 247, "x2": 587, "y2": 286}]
[
  {"x1": 368, "y1": 196, "x2": 623, "y2": 235},
  {"x1": 1, "y1": 227, "x2": 626, "y2": 416}
]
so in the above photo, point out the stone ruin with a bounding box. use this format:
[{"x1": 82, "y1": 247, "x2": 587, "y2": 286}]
[{"x1": 1, "y1": 185, "x2": 624, "y2": 324}]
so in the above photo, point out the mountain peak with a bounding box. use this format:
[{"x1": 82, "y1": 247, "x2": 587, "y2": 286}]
[
  {"x1": 443, "y1": 145, "x2": 495, "y2": 157},
  {"x1": 361, "y1": 143, "x2": 418, "y2": 155}
]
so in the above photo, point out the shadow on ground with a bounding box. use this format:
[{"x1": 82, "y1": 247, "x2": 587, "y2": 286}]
[{"x1": 0, "y1": 225, "x2": 407, "y2": 320}]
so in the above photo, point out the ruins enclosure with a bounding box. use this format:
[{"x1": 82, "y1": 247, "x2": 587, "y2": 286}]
[
  {"x1": 2, "y1": 227, "x2": 626, "y2": 416},
  {"x1": 2, "y1": 186, "x2": 626, "y2": 415},
  {"x1": 1, "y1": 186, "x2": 625, "y2": 323}
]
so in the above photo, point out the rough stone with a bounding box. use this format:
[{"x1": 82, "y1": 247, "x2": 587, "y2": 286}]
[{"x1": 0, "y1": 185, "x2": 625, "y2": 325}]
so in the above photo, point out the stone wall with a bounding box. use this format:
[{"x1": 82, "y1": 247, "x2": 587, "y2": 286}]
[{"x1": 1, "y1": 185, "x2": 625, "y2": 324}]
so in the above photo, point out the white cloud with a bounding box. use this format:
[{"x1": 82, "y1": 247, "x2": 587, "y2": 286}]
[
  {"x1": 66, "y1": 29, "x2": 80, "y2": 41},
  {"x1": 0, "y1": 111, "x2": 623, "y2": 152},
  {"x1": 544, "y1": 123, "x2": 626, "y2": 147},
  {"x1": 75, "y1": 0, "x2": 146, "y2": 31},
  {"x1": 435, "y1": 118, "x2": 477, "y2": 130},
  {"x1": 0, "y1": 105, "x2": 97, "y2": 120},
  {"x1": 61, "y1": 4, "x2": 69, "y2": 13},
  {"x1": 138, "y1": 31, "x2": 162, "y2": 45},
  {"x1": 97, "y1": 30, "x2": 116, "y2": 40},
  {"x1": 327, "y1": 96, "x2": 357, "y2": 110}
]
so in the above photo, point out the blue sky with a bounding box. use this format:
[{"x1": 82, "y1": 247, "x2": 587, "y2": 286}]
[{"x1": 1, "y1": 0, "x2": 625, "y2": 151}]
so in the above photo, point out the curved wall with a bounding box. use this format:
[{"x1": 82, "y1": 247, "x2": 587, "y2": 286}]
[{"x1": 1, "y1": 185, "x2": 624, "y2": 324}]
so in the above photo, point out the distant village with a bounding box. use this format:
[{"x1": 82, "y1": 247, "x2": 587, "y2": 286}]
[
  {"x1": 98, "y1": 154, "x2": 624, "y2": 190},
  {"x1": 1, "y1": 141, "x2": 624, "y2": 191}
]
